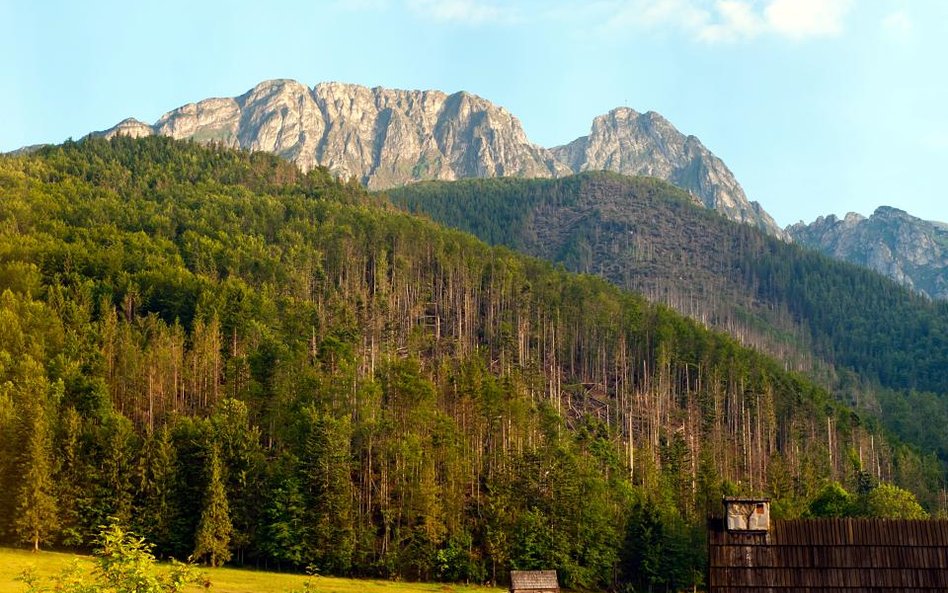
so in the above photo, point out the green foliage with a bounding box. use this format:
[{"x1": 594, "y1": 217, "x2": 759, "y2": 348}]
[
  {"x1": 388, "y1": 175, "x2": 948, "y2": 475},
  {"x1": 16, "y1": 523, "x2": 198, "y2": 593},
  {"x1": 861, "y1": 483, "x2": 928, "y2": 519},
  {"x1": 13, "y1": 359, "x2": 58, "y2": 551},
  {"x1": 806, "y1": 482, "x2": 854, "y2": 518},
  {"x1": 806, "y1": 481, "x2": 928, "y2": 519},
  {"x1": 302, "y1": 409, "x2": 354, "y2": 574},
  {"x1": 621, "y1": 497, "x2": 704, "y2": 592},
  {"x1": 192, "y1": 446, "x2": 232, "y2": 567},
  {"x1": 260, "y1": 453, "x2": 309, "y2": 568}
]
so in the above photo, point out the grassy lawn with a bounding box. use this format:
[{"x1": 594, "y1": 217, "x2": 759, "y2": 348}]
[{"x1": 0, "y1": 547, "x2": 503, "y2": 593}]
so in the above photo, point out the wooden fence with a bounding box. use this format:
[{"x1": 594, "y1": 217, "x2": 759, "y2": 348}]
[{"x1": 708, "y1": 518, "x2": 948, "y2": 592}]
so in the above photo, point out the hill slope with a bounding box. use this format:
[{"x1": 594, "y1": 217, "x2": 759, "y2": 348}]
[
  {"x1": 387, "y1": 174, "x2": 948, "y2": 469},
  {"x1": 788, "y1": 207, "x2": 948, "y2": 300},
  {"x1": 93, "y1": 79, "x2": 783, "y2": 236},
  {"x1": 388, "y1": 174, "x2": 948, "y2": 394}
]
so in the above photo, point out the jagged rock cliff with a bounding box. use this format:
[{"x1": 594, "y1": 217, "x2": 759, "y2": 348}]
[
  {"x1": 788, "y1": 207, "x2": 948, "y2": 300},
  {"x1": 100, "y1": 80, "x2": 567, "y2": 189},
  {"x1": 96, "y1": 79, "x2": 782, "y2": 236},
  {"x1": 550, "y1": 108, "x2": 785, "y2": 237}
]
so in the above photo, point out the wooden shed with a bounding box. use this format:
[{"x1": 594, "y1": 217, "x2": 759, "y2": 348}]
[
  {"x1": 509, "y1": 570, "x2": 559, "y2": 593},
  {"x1": 708, "y1": 508, "x2": 948, "y2": 592}
]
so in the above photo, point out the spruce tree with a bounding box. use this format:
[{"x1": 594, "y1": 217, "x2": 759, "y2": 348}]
[
  {"x1": 193, "y1": 445, "x2": 232, "y2": 566},
  {"x1": 55, "y1": 406, "x2": 87, "y2": 547},
  {"x1": 137, "y1": 424, "x2": 178, "y2": 552},
  {"x1": 15, "y1": 397, "x2": 58, "y2": 551},
  {"x1": 303, "y1": 409, "x2": 354, "y2": 574}
]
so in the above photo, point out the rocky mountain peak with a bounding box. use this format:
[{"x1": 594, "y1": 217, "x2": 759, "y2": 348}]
[
  {"x1": 843, "y1": 212, "x2": 866, "y2": 225},
  {"x1": 789, "y1": 207, "x2": 948, "y2": 299},
  {"x1": 94, "y1": 79, "x2": 784, "y2": 237},
  {"x1": 550, "y1": 106, "x2": 786, "y2": 238},
  {"x1": 873, "y1": 205, "x2": 908, "y2": 218},
  {"x1": 100, "y1": 117, "x2": 154, "y2": 139}
]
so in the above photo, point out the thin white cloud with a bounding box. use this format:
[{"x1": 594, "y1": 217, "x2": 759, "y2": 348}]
[
  {"x1": 592, "y1": 0, "x2": 854, "y2": 43},
  {"x1": 700, "y1": 1, "x2": 765, "y2": 43},
  {"x1": 764, "y1": 0, "x2": 852, "y2": 39},
  {"x1": 406, "y1": 0, "x2": 521, "y2": 25},
  {"x1": 882, "y1": 9, "x2": 912, "y2": 38},
  {"x1": 349, "y1": 0, "x2": 854, "y2": 39},
  {"x1": 599, "y1": 0, "x2": 710, "y2": 35}
]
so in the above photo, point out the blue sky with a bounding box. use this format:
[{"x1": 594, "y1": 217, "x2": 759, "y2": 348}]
[{"x1": 2, "y1": 0, "x2": 946, "y2": 226}]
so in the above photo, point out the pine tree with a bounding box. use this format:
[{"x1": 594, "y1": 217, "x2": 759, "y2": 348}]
[{"x1": 193, "y1": 445, "x2": 232, "y2": 566}]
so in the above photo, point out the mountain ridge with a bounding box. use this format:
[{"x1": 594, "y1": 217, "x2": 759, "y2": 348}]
[
  {"x1": 788, "y1": 206, "x2": 948, "y2": 300},
  {"x1": 93, "y1": 78, "x2": 785, "y2": 237}
]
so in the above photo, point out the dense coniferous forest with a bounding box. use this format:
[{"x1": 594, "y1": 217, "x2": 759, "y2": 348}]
[
  {"x1": 387, "y1": 175, "x2": 948, "y2": 478},
  {"x1": 0, "y1": 139, "x2": 941, "y2": 591}
]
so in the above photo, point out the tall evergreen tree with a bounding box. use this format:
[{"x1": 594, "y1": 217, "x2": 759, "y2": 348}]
[
  {"x1": 193, "y1": 444, "x2": 232, "y2": 567},
  {"x1": 303, "y1": 409, "x2": 354, "y2": 574},
  {"x1": 55, "y1": 406, "x2": 88, "y2": 547},
  {"x1": 136, "y1": 424, "x2": 178, "y2": 552},
  {"x1": 0, "y1": 387, "x2": 18, "y2": 540},
  {"x1": 14, "y1": 362, "x2": 58, "y2": 551}
]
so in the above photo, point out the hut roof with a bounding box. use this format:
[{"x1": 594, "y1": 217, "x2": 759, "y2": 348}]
[{"x1": 510, "y1": 570, "x2": 559, "y2": 590}]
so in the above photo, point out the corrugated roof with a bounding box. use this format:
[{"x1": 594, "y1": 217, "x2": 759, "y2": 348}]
[{"x1": 510, "y1": 570, "x2": 559, "y2": 590}]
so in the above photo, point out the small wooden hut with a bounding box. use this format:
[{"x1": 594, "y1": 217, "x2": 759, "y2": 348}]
[
  {"x1": 509, "y1": 570, "x2": 559, "y2": 593},
  {"x1": 708, "y1": 498, "x2": 948, "y2": 592}
]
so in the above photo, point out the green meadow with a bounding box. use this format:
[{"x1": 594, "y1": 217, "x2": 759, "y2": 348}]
[{"x1": 0, "y1": 548, "x2": 503, "y2": 593}]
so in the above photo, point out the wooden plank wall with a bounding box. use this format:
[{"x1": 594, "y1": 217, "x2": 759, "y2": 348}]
[{"x1": 708, "y1": 518, "x2": 948, "y2": 592}]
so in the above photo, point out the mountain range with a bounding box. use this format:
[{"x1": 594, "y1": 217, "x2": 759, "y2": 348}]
[
  {"x1": 96, "y1": 79, "x2": 785, "y2": 237},
  {"x1": 93, "y1": 79, "x2": 947, "y2": 298}
]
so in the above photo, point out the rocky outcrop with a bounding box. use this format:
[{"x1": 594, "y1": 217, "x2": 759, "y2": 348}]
[
  {"x1": 95, "y1": 79, "x2": 782, "y2": 236},
  {"x1": 550, "y1": 108, "x2": 785, "y2": 238},
  {"x1": 100, "y1": 118, "x2": 155, "y2": 140},
  {"x1": 788, "y1": 207, "x2": 948, "y2": 300}
]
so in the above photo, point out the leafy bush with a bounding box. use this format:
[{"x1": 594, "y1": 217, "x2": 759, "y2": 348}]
[{"x1": 18, "y1": 523, "x2": 200, "y2": 593}]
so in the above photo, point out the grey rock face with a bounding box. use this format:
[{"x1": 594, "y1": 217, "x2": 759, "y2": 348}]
[
  {"x1": 551, "y1": 108, "x2": 785, "y2": 238},
  {"x1": 97, "y1": 79, "x2": 566, "y2": 189},
  {"x1": 95, "y1": 79, "x2": 781, "y2": 236},
  {"x1": 788, "y1": 206, "x2": 948, "y2": 300}
]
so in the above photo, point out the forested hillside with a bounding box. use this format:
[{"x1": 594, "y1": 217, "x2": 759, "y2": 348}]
[
  {"x1": 387, "y1": 175, "x2": 948, "y2": 471},
  {"x1": 0, "y1": 139, "x2": 940, "y2": 591}
]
